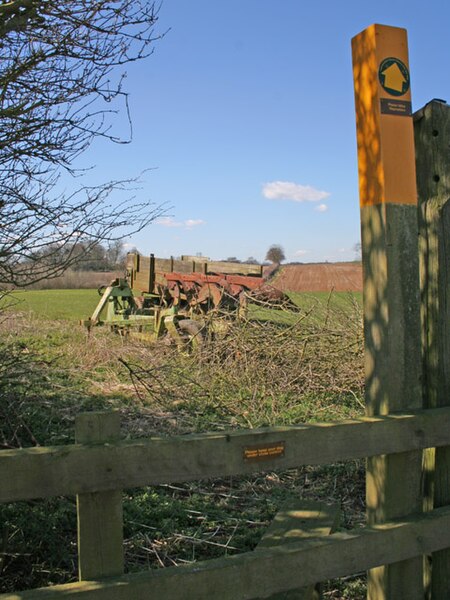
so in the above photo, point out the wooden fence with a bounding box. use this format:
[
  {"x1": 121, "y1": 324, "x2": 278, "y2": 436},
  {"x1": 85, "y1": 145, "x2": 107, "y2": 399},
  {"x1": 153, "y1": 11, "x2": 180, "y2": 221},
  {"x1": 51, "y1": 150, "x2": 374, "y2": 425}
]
[
  {"x1": 2, "y1": 407, "x2": 450, "y2": 600},
  {"x1": 2, "y1": 27, "x2": 450, "y2": 600}
]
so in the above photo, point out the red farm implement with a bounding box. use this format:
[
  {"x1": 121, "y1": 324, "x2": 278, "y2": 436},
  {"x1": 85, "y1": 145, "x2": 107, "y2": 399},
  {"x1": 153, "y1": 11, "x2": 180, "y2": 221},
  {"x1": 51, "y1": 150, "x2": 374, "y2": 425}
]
[{"x1": 85, "y1": 253, "x2": 285, "y2": 347}]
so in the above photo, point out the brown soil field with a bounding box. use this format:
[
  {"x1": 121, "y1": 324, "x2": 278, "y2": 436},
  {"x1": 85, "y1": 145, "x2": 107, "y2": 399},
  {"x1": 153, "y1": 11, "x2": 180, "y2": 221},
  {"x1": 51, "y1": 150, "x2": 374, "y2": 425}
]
[{"x1": 268, "y1": 262, "x2": 363, "y2": 292}]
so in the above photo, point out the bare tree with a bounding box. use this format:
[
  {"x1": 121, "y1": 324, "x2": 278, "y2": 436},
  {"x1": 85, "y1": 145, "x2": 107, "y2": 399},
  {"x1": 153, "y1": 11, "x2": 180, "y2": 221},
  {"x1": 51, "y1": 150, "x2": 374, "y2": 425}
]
[
  {"x1": 265, "y1": 244, "x2": 285, "y2": 264},
  {"x1": 105, "y1": 240, "x2": 127, "y2": 270},
  {"x1": 353, "y1": 242, "x2": 362, "y2": 261},
  {"x1": 0, "y1": 0, "x2": 165, "y2": 287}
]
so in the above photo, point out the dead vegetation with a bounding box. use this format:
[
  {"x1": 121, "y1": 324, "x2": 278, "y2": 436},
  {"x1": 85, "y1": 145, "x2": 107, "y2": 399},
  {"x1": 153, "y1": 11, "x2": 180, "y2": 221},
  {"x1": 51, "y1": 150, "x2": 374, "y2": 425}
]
[
  {"x1": 24, "y1": 270, "x2": 122, "y2": 290},
  {"x1": 120, "y1": 294, "x2": 364, "y2": 432},
  {"x1": 0, "y1": 294, "x2": 366, "y2": 597}
]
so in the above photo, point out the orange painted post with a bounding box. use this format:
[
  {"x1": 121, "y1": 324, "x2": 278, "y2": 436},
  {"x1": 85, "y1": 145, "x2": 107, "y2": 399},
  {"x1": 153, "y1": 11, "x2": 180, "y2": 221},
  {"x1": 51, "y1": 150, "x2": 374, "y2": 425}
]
[
  {"x1": 352, "y1": 24, "x2": 423, "y2": 599},
  {"x1": 353, "y1": 24, "x2": 416, "y2": 208}
]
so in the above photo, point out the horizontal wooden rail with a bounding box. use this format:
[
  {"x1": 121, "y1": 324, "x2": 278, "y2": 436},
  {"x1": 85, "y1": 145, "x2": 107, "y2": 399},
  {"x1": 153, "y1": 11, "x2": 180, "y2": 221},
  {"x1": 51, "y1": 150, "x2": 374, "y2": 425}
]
[
  {"x1": 2, "y1": 407, "x2": 450, "y2": 503},
  {"x1": 3, "y1": 504, "x2": 450, "y2": 600}
]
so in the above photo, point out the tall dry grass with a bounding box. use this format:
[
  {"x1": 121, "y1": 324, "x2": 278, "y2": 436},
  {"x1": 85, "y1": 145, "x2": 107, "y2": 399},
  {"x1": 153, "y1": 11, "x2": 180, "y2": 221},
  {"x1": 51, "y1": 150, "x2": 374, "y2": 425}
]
[
  {"x1": 25, "y1": 270, "x2": 122, "y2": 290},
  {"x1": 120, "y1": 297, "x2": 365, "y2": 432},
  {"x1": 0, "y1": 297, "x2": 366, "y2": 598}
]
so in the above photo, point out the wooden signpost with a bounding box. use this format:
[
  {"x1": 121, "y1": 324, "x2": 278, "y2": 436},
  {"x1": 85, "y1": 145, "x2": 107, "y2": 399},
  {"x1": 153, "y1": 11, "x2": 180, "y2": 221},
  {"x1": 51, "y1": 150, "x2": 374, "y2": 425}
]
[{"x1": 352, "y1": 24, "x2": 423, "y2": 599}]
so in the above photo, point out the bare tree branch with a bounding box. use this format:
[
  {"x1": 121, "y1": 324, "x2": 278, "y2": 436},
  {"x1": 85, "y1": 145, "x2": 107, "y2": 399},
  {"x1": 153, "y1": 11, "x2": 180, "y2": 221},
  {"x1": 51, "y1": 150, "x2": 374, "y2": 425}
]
[{"x1": 0, "y1": 0, "x2": 165, "y2": 286}]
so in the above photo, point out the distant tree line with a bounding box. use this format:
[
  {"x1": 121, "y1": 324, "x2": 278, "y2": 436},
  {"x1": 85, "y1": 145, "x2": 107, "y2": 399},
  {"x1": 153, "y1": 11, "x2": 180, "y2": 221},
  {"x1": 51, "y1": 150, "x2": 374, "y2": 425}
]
[
  {"x1": 25, "y1": 240, "x2": 130, "y2": 274},
  {"x1": 222, "y1": 246, "x2": 286, "y2": 265},
  {"x1": 224, "y1": 256, "x2": 260, "y2": 264}
]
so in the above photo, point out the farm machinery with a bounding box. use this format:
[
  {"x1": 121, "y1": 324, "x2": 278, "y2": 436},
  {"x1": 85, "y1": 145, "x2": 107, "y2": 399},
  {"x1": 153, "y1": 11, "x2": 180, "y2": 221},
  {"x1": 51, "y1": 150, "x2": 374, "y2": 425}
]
[{"x1": 85, "y1": 253, "x2": 284, "y2": 347}]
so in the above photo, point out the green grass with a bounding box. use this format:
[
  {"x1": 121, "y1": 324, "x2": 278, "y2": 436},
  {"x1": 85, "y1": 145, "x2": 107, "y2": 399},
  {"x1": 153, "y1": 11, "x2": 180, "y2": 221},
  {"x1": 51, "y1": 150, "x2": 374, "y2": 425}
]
[
  {"x1": 0, "y1": 288, "x2": 366, "y2": 598},
  {"x1": 248, "y1": 290, "x2": 362, "y2": 326},
  {"x1": 5, "y1": 289, "x2": 100, "y2": 320},
  {"x1": 4, "y1": 288, "x2": 363, "y2": 327},
  {"x1": 287, "y1": 290, "x2": 362, "y2": 309}
]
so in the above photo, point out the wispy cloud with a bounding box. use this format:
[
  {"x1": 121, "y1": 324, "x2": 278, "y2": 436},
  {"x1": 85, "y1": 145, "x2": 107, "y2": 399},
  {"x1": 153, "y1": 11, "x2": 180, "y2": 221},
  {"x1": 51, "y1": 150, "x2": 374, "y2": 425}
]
[
  {"x1": 262, "y1": 181, "x2": 330, "y2": 203},
  {"x1": 155, "y1": 217, "x2": 180, "y2": 228},
  {"x1": 295, "y1": 249, "x2": 310, "y2": 257},
  {"x1": 315, "y1": 203, "x2": 328, "y2": 212},
  {"x1": 156, "y1": 217, "x2": 205, "y2": 229},
  {"x1": 185, "y1": 219, "x2": 205, "y2": 229}
]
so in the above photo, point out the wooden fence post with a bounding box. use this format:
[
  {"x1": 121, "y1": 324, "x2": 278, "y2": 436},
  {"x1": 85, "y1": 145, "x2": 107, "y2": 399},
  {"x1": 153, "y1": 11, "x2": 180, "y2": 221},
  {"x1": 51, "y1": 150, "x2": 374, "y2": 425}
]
[
  {"x1": 352, "y1": 24, "x2": 424, "y2": 599},
  {"x1": 415, "y1": 99, "x2": 450, "y2": 600},
  {"x1": 75, "y1": 411, "x2": 124, "y2": 580}
]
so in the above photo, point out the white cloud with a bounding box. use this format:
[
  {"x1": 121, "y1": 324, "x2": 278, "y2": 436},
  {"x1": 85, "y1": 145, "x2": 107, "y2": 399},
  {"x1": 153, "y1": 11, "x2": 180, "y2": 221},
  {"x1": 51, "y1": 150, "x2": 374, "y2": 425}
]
[
  {"x1": 156, "y1": 217, "x2": 205, "y2": 229},
  {"x1": 262, "y1": 181, "x2": 330, "y2": 203},
  {"x1": 295, "y1": 249, "x2": 309, "y2": 257},
  {"x1": 185, "y1": 219, "x2": 206, "y2": 229},
  {"x1": 156, "y1": 217, "x2": 181, "y2": 228},
  {"x1": 315, "y1": 204, "x2": 328, "y2": 212}
]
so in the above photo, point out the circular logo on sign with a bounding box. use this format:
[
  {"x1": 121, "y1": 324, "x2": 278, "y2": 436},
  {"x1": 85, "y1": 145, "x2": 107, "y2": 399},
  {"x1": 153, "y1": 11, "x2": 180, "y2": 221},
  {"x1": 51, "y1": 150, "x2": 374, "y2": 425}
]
[{"x1": 378, "y1": 57, "x2": 410, "y2": 96}]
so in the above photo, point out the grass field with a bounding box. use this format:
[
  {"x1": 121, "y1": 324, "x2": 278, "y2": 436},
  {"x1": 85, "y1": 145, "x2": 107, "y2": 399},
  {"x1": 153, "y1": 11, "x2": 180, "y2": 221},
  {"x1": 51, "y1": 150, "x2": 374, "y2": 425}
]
[
  {"x1": 249, "y1": 290, "x2": 362, "y2": 325},
  {"x1": 6, "y1": 287, "x2": 362, "y2": 323},
  {"x1": 5, "y1": 288, "x2": 100, "y2": 321},
  {"x1": 0, "y1": 288, "x2": 366, "y2": 598}
]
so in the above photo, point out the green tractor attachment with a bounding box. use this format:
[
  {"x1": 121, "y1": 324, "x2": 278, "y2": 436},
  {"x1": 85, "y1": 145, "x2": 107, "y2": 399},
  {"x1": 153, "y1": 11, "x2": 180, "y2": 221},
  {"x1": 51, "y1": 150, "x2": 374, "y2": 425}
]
[
  {"x1": 84, "y1": 277, "x2": 206, "y2": 349},
  {"x1": 84, "y1": 252, "x2": 285, "y2": 347}
]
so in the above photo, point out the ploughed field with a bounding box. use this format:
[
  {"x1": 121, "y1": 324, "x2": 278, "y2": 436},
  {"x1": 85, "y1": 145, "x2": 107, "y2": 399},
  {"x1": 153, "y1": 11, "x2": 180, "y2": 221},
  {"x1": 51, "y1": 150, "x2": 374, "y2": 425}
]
[{"x1": 269, "y1": 262, "x2": 363, "y2": 293}]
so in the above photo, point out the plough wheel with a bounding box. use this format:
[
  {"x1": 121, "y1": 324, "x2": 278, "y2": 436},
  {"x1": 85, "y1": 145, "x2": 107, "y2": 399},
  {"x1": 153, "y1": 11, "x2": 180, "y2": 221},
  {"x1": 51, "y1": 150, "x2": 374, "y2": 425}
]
[
  {"x1": 177, "y1": 319, "x2": 205, "y2": 348},
  {"x1": 192, "y1": 283, "x2": 224, "y2": 311}
]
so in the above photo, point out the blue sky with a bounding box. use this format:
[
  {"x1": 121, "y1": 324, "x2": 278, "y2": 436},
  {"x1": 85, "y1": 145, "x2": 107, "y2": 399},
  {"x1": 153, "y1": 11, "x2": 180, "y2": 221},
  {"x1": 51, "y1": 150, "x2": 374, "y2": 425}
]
[{"x1": 80, "y1": 0, "x2": 450, "y2": 263}]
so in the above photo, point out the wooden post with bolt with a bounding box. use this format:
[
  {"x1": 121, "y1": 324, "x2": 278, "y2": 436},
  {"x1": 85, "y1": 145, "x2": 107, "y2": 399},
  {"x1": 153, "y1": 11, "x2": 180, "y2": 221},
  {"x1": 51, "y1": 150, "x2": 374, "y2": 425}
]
[{"x1": 415, "y1": 99, "x2": 450, "y2": 600}]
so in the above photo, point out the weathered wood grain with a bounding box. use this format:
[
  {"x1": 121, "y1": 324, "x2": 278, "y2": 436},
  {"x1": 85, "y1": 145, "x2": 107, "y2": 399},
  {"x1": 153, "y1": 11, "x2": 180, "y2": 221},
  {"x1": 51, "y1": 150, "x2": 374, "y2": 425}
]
[
  {"x1": 170, "y1": 259, "x2": 195, "y2": 273},
  {"x1": 255, "y1": 500, "x2": 339, "y2": 599},
  {"x1": 2, "y1": 408, "x2": 450, "y2": 503},
  {"x1": 207, "y1": 260, "x2": 263, "y2": 276},
  {"x1": 153, "y1": 257, "x2": 172, "y2": 272},
  {"x1": 415, "y1": 99, "x2": 450, "y2": 599},
  {"x1": 4, "y1": 504, "x2": 450, "y2": 600},
  {"x1": 129, "y1": 253, "x2": 263, "y2": 292},
  {"x1": 75, "y1": 413, "x2": 124, "y2": 580}
]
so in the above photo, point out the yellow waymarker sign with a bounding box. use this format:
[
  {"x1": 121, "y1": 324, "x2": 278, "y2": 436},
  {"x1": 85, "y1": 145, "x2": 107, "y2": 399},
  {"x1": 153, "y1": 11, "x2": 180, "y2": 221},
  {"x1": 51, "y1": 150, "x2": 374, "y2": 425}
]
[{"x1": 352, "y1": 24, "x2": 417, "y2": 206}]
